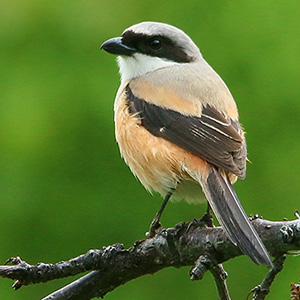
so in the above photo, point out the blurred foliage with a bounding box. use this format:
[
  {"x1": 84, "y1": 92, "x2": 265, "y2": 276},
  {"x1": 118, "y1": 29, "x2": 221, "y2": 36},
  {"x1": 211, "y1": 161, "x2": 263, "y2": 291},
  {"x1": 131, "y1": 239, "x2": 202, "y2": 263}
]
[{"x1": 0, "y1": 0, "x2": 299, "y2": 299}]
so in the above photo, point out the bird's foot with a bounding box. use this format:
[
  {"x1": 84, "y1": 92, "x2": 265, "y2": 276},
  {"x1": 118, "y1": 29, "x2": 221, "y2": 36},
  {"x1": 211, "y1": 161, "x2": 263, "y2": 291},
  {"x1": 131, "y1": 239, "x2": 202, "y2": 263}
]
[
  {"x1": 187, "y1": 209, "x2": 214, "y2": 232},
  {"x1": 146, "y1": 218, "x2": 163, "y2": 238},
  {"x1": 199, "y1": 208, "x2": 214, "y2": 228}
]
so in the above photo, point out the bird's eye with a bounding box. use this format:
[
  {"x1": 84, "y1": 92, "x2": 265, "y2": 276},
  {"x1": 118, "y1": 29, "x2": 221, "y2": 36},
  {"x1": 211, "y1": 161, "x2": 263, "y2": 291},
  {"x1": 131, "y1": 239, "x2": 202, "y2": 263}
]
[{"x1": 148, "y1": 39, "x2": 162, "y2": 51}]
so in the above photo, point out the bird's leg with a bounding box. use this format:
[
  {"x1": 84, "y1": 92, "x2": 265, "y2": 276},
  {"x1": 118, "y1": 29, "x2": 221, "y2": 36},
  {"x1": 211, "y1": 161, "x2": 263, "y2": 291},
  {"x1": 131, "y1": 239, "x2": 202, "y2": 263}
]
[
  {"x1": 146, "y1": 188, "x2": 175, "y2": 238},
  {"x1": 200, "y1": 203, "x2": 214, "y2": 227}
]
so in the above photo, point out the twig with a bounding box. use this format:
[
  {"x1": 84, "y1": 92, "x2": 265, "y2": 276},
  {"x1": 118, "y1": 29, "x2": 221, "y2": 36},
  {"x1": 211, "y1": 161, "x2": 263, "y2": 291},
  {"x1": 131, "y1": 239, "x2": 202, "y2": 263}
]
[
  {"x1": 249, "y1": 254, "x2": 286, "y2": 300},
  {"x1": 210, "y1": 264, "x2": 231, "y2": 300},
  {"x1": 42, "y1": 271, "x2": 104, "y2": 300}
]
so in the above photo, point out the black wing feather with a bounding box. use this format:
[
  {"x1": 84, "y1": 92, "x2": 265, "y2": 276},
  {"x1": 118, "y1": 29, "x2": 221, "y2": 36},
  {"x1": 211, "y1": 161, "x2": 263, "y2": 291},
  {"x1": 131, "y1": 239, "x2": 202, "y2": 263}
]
[{"x1": 126, "y1": 85, "x2": 246, "y2": 178}]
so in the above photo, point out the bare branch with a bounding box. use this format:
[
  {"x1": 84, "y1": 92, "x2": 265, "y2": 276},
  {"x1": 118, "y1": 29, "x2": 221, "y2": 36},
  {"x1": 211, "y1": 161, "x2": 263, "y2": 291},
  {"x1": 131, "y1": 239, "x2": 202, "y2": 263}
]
[{"x1": 0, "y1": 217, "x2": 300, "y2": 299}]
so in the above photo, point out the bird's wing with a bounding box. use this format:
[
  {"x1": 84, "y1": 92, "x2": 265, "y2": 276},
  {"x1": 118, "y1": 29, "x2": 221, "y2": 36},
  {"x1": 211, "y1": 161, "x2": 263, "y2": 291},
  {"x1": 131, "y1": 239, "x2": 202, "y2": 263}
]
[{"x1": 126, "y1": 84, "x2": 247, "y2": 178}]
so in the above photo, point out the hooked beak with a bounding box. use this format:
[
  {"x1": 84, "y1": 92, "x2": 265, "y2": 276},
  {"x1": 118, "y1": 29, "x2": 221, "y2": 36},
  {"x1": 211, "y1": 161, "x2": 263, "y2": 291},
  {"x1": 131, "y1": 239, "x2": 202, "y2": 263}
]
[{"x1": 100, "y1": 37, "x2": 136, "y2": 56}]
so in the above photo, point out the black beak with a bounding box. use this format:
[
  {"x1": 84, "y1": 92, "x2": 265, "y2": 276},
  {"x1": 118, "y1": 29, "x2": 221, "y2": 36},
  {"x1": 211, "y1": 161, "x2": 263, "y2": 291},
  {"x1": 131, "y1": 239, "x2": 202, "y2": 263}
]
[{"x1": 100, "y1": 37, "x2": 136, "y2": 56}]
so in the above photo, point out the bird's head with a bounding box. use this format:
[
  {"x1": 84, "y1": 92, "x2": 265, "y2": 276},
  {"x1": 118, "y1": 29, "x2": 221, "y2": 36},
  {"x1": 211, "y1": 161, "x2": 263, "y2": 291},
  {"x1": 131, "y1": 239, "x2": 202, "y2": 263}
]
[{"x1": 101, "y1": 22, "x2": 202, "y2": 81}]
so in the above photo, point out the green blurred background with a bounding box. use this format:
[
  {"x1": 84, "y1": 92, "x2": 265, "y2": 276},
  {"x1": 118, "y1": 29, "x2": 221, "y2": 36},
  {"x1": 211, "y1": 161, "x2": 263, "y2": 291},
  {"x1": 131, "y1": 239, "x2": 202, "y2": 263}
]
[{"x1": 0, "y1": 0, "x2": 299, "y2": 299}]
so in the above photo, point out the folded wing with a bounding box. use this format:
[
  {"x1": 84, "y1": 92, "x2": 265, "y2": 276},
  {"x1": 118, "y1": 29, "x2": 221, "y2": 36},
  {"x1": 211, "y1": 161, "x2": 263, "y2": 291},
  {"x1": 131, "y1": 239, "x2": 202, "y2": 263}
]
[{"x1": 126, "y1": 84, "x2": 247, "y2": 179}]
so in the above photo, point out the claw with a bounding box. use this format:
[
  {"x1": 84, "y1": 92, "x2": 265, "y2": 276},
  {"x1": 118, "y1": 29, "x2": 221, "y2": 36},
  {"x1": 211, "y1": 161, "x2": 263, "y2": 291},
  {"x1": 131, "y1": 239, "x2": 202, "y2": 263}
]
[{"x1": 146, "y1": 219, "x2": 162, "y2": 238}]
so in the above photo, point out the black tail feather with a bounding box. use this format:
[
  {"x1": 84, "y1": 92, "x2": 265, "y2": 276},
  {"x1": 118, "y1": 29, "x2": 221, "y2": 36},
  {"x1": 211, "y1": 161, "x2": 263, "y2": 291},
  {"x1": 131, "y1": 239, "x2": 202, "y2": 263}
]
[{"x1": 201, "y1": 167, "x2": 272, "y2": 267}]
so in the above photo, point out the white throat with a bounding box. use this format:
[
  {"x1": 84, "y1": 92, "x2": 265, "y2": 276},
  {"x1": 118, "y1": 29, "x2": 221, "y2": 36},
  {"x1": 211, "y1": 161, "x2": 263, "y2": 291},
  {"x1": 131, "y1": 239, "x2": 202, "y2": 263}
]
[{"x1": 117, "y1": 53, "x2": 179, "y2": 82}]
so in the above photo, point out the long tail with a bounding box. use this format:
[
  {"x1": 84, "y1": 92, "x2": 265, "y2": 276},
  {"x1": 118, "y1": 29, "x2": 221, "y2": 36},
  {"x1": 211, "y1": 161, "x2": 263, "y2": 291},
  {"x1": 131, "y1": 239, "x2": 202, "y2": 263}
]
[{"x1": 200, "y1": 167, "x2": 273, "y2": 267}]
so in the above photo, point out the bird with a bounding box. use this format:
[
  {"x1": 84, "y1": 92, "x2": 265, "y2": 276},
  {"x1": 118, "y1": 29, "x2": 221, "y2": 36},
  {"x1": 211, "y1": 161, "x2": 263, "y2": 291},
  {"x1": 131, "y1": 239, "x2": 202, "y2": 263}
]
[{"x1": 101, "y1": 21, "x2": 272, "y2": 267}]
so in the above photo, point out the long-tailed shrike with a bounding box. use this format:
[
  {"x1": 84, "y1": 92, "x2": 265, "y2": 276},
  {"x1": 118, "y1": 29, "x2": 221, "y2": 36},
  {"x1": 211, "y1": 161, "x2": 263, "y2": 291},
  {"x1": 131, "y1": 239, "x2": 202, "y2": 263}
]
[{"x1": 101, "y1": 21, "x2": 272, "y2": 267}]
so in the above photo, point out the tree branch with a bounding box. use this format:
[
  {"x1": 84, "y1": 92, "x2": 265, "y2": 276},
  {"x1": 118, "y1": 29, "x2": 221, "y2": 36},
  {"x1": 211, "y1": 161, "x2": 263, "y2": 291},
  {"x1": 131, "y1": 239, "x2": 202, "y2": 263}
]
[
  {"x1": 248, "y1": 254, "x2": 286, "y2": 300},
  {"x1": 1, "y1": 216, "x2": 300, "y2": 299}
]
